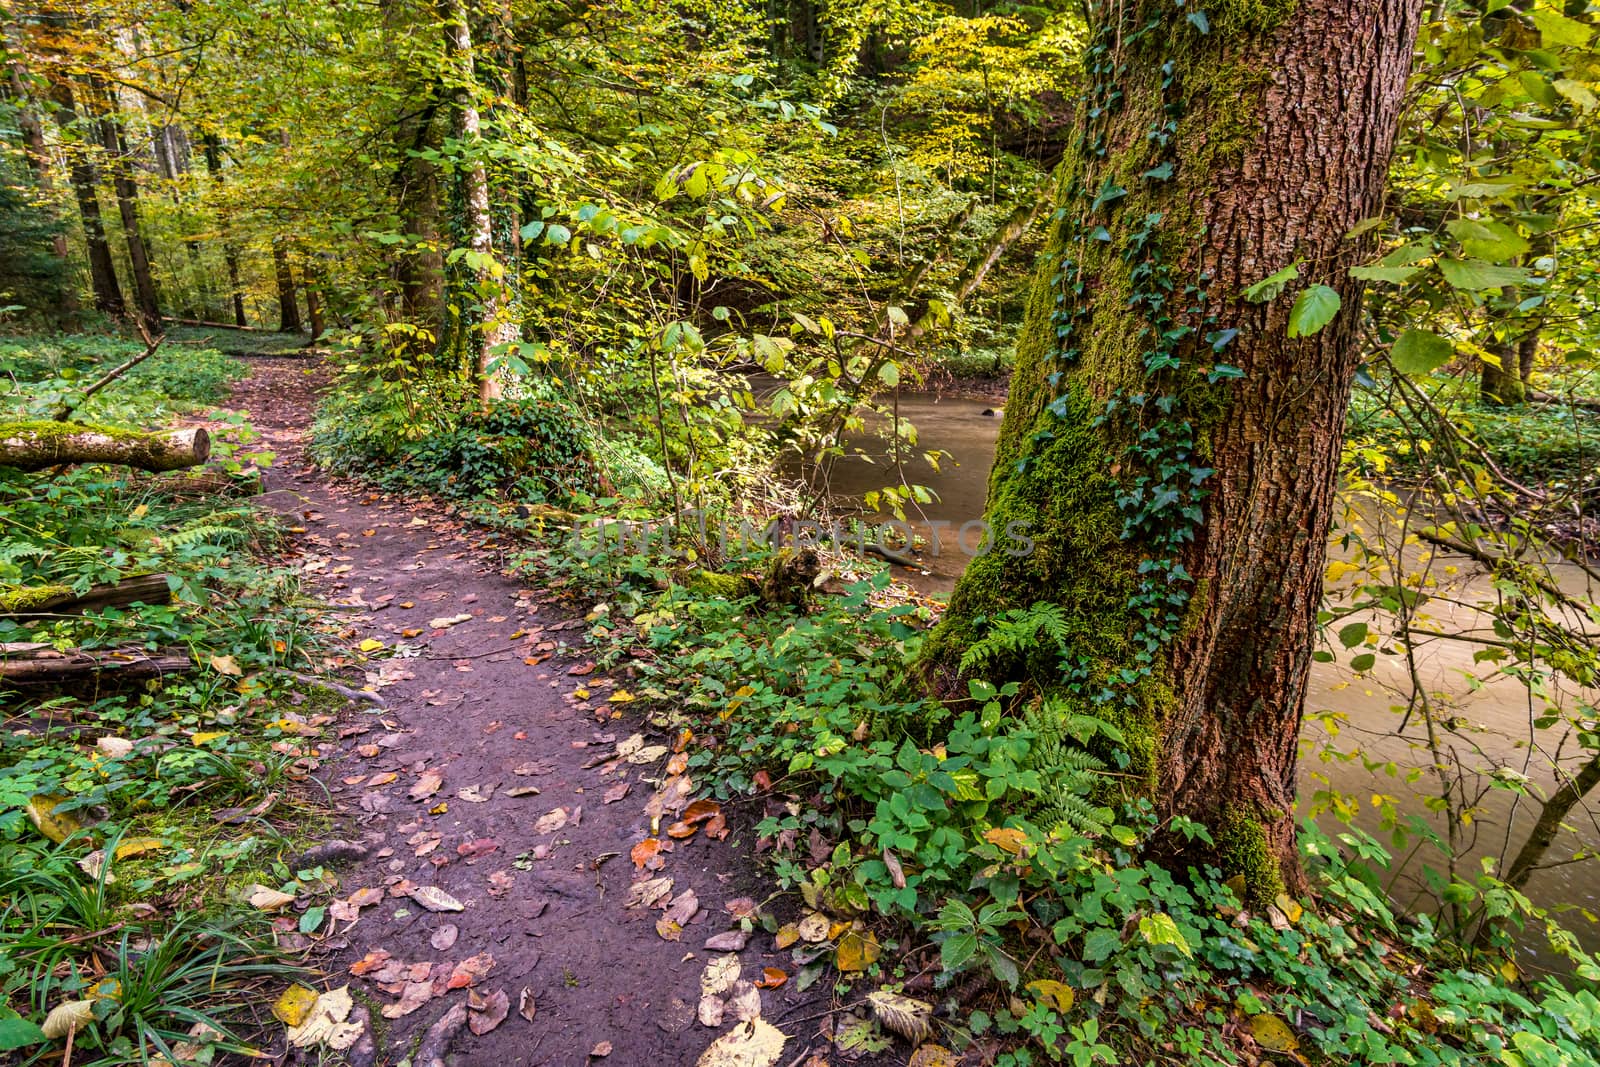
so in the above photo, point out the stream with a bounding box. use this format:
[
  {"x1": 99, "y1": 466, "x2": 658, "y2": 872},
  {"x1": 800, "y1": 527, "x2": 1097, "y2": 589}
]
[{"x1": 809, "y1": 389, "x2": 1600, "y2": 959}]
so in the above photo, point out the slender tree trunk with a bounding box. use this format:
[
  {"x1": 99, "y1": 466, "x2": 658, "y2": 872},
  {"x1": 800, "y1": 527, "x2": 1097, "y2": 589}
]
[
  {"x1": 200, "y1": 134, "x2": 248, "y2": 326},
  {"x1": 305, "y1": 263, "x2": 327, "y2": 339},
  {"x1": 50, "y1": 80, "x2": 125, "y2": 318},
  {"x1": 272, "y1": 238, "x2": 303, "y2": 333},
  {"x1": 88, "y1": 77, "x2": 161, "y2": 332},
  {"x1": 439, "y1": 0, "x2": 520, "y2": 400},
  {"x1": 921, "y1": 0, "x2": 1424, "y2": 898}
]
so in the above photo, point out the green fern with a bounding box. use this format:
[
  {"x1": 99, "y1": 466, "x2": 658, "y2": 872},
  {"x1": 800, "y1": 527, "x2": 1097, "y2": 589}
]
[
  {"x1": 1020, "y1": 695, "x2": 1116, "y2": 837},
  {"x1": 959, "y1": 602, "x2": 1071, "y2": 675}
]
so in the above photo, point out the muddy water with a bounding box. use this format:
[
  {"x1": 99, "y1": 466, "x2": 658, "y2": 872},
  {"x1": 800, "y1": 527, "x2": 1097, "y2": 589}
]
[{"x1": 817, "y1": 390, "x2": 1600, "y2": 955}]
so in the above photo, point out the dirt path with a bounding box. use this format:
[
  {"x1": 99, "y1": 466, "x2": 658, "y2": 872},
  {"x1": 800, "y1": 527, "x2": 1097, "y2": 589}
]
[{"x1": 231, "y1": 358, "x2": 840, "y2": 1066}]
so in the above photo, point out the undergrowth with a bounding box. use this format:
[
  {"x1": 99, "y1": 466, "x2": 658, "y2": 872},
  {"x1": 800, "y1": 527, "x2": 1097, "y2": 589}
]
[{"x1": 0, "y1": 334, "x2": 334, "y2": 1063}]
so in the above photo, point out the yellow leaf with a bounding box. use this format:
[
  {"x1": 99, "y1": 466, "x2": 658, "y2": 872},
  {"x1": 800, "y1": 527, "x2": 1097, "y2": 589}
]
[
  {"x1": 209, "y1": 654, "x2": 242, "y2": 676},
  {"x1": 1026, "y1": 979, "x2": 1075, "y2": 1013},
  {"x1": 113, "y1": 837, "x2": 165, "y2": 860},
  {"x1": 1273, "y1": 893, "x2": 1304, "y2": 924},
  {"x1": 695, "y1": 1019, "x2": 786, "y2": 1067},
  {"x1": 25, "y1": 794, "x2": 82, "y2": 843},
  {"x1": 358, "y1": 639, "x2": 383, "y2": 653},
  {"x1": 909, "y1": 1045, "x2": 960, "y2": 1067},
  {"x1": 984, "y1": 827, "x2": 1027, "y2": 855},
  {"x1": 774, "y1": 924, "x2": 800, "y2": 949},
  {"x1": 250, "y1": 887, "x2": 296, "y2": 911},
  {"x1": 1249, "y1": 1014, "x2": 1299, "y2": 1052},
  {"x1": 607, "y1": 690, "x2": 635, "y2": 703},
  {"x1": 273, "y1": 984, "x2": 321, "y2": 1027},
  {"x1": 191, "y1": 731, "x2": 228, "y2": 745},
  {"x1": 835, "y1": 930, "x2": 881, "y2": 972}
]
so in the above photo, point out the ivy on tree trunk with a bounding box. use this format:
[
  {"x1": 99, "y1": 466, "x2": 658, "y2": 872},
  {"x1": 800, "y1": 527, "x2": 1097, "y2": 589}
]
[{"x1": 922, "y1": 0, "x2": 1425, "y2": 899}]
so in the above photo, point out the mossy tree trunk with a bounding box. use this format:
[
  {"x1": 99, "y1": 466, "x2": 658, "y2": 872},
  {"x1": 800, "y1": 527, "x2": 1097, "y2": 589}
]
[{"x1": 921, "y1": 0, "x2": 1423, "y2": 898}]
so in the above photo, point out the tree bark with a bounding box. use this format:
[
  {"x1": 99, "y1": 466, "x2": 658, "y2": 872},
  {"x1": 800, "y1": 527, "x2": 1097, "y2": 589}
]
[
  {"x1": 0, "y1": 422, "x2": 210, "y2": 472},
  {"x1": 921, "y1": 0, "x2": 1424, "y2": 898},
  {"x1": 1, "y1": 574, "x2": 173, "y2": 617},
  {"x1": 50, "y1": 80, "x2": 125, "y2": 318},
  {"x1": 439, "y1": 0, "x2": 520, "y2": 400},
  {"x1": 0, "y1": 644, "x2": 192, "y2": 684},
  {"x1": 272, "y1": 238, "x2": 303, "y2": 333},
  {"x1": 87, "y1": 76, "x2": 161, "y2": 333},
  {"x1": 6, "y1": 53, "x2": 73, "y2": 270},
  {"x1": 201, "y1": 134, "x2": 249, "y2": 327}
]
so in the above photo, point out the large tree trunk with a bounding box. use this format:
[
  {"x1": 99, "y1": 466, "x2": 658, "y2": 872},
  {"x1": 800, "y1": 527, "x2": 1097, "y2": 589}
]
[
  {"x1": 50, "y1": 80, "x2": 125, "y2": 318},
  {"x1": 439, "y1": 0, "x2": 520, "y2": 401},
  {"x1": 0, "y1": 422, "x2": 210, "y2": 472},
  {"x1": 88, "y1": 78, "x2": 161, "y2": 332},
  {"x1": 921, "y1": 0, "x2": 1423, "y2": 898}
]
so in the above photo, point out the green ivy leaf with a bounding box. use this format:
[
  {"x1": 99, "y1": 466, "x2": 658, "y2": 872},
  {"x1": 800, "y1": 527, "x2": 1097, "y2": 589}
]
[
  {"x1": 1391, "y1": 329, "x2": 1454, "y2": 375},
  {"x1": 1287, "y1": 285, "x2": 1341, "y2": 338}
]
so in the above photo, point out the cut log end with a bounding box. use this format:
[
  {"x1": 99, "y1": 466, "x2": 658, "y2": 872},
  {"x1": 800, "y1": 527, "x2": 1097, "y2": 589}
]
[{"x1": 0, "y1": 422, "x2": 211, "y2": 473}]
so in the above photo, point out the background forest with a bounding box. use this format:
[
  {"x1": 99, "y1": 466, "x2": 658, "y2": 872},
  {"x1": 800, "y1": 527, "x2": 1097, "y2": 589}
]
[{"x1": 4, "y1": 0, "x2": 1600, "y2": 1065}]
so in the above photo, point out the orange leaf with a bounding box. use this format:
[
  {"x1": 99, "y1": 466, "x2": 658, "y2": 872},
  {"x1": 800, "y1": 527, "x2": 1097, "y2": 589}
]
[
  {"x1": 666, "y1": 752, "x2": 689, "y2": 776},
  {"x1": 666, "y1": 821, "x2": 698, "y2": 839},
  {"x1": 672, "y1": 729, "x2": 693, "y2": 753},
  {"x1": 755, "y1": 967, "x2": 788, "y2": 989},
  {"x1": 682, "y1": 799, "x2": 721, "y2": 825},
  {"x1": 704, "y1": 813, "x2": 729, "y2": 840},
  {"x1": 630, "y1": 837, "x2": 663, "y2": 869},
  {"x1": 752, "y1": 770, "x2": 772, "y2": 790}
]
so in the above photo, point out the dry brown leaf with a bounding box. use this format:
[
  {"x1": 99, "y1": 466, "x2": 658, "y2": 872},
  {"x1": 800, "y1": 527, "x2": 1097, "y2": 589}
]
[
  {"x1": 666, "y1": 820, "x2": 698, "y2": 839},
  {"x1": 602, "y1": 781, "x2": 630, "y2": 804},
  {"x1": 250, "y1": 886, "x2": 296, "y2": 912},
  {"x1": 536, "y1": 808, "x2": 569, "y2": 834},
  {"x1": 41, "y1": 1000, "x2": 96, "y2": 1039},
  {"x1": 867, "y1": 991, "x2": 932, "y2": 1045},
  {"x1": 665, "y1": 889, "x2": 700, "y2": 926},
  {"x1": 448, "y1": 952, "x2": 496, "y2": 989},
  {"x1": 590, "y1": 1040, "x2": 613, "y2": 1058},
  {"x1": 468, "y1": 987, "x2": 510, "y2": 1036},
  {"x1": 409, "y1": 770, "x2": 444, "y2": 801},
  {"x1": 430, "y1": 925, "x2": 459, "y2": 951},
  {"x1": 701, "y1": 954, "x2": 741, "y2": 998},
  {"x1": 380, "y1": 981, "x2": 434, "y2": 1020},
  {"x1": 626, "y1": 876, "x2": 674, "y2": 909},
  {"x1": 703, "y1": 812, "x2": 729, "y2": 840},
  {"x1": 518, "y1": 986, "x2": 536, "y2": 1022},
  {"x1": 796, "y1": 912, "x2": 829, "y2": 942},
  {"x1": 909, "y1": 1045, "x2": 959, "y2": 1067},
  {"x1": 682, "y1": 799, "x2": 721, "y2": 824},
  {"x1": 407, "y1": 886, "x2": 465, "y2": 912},
  {"x1": 348, "y1": 887, "x2": 385, "y2": 908}
]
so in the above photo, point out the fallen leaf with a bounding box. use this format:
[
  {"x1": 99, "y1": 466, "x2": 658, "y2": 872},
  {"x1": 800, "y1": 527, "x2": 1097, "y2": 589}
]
[
  {"x1": 431, "y1": 925, "x2": 459, "y2": 951},
  {"x1": 381, "y1": 981, "x2": 434, "y2": 1019},
  {"x1": 209, "y1": 653, "x2": 242, "y2": 676},
  {"x1": 250, "y1": 887, "x2": 296, "y2": 912},
  {"x1": 590, "y1": 1040, "x2": 613, "y2": 1058},
  {"x1": 725, "y1": 897, "x2": 757, "y2": 920},
  {"x1": 705, "y1": 930, "x2": 749, "y2": 951},
  {"x1": 349, "y1": 949, "x2": 391, "y2": 976},
  {"x1": 626, "y1": 877, "x2": 674, "y2": 909},
  {"x1": 909, "y1": 1044, "x2": 959, "y2": 1067},
  {"x1": 984, "y1": 827, "x2": 1028, "y2": 854},
  {"x1": 727, "y1": 981, "x2": 762, "y2": 1023},
  {"x1": 657, "y1": 918, "x2": 683, "y2": 941},
  {"x1": 457, "y1": 838, "x2": 500, "y2": 860},
  {"x1": 867, "y1": 991, "x2": 933, "y2": 1044},
  {"x1": 468, "y1": 987, "x2": 510, "y2": 1035},
  {"x1": 273, "y1": 984, "x2": 320, "y2": 1026},
  {"x1": 703, "y1": 813, "x2": 729, "y2": 840},
  {"x1": 286, "y1": 986, "x2": 362, "y2": 1050},
  {"x1": 683, "y1": 799, "x2": 721, "y2": 825},
  {"x1": 796, "y1": 912, "x2": 829, "y2": 942},
  {"x1": 448, "y1": 952, "x2": 496, "y2": 989},
  {"x1": 348, "y1": 887, "x2": 385, "y2": 908},
  {"x1": 429, "y1": 613, "x2": 473, "y2": 629},
  {"x1": 835, "y1": 929, "x2": 880, "y2": 972},
  {"x1": 666, "y1": 752, "x2": 689, "y2": 775},
  {"x1": 755, "y1": 968, "x2": 787, "y2": 989},
  {"x1": 696, "y1": 1019, "x2": 786, "y2": 1067},
  {"x1": 458, "y1": 784, "x2": 495, "y2": 803},
  {"x1": 698, "y1": 993, "x2": 725, "y2": 1028},
  {"x1": 774, "y1": 924, "x2": 800, "y2": 949},
  {"x1": 536, "y1": 808, "x2": 569, "y2": 834},
  {"x1": 1250, "y1": 1014, "x2": 1299, "y2": 1052},
  {"x1": 409, "y1": 770, "x2": 444, "y2": 801},
  {"x1": 667, "y1": 820, "x2": 698, "y2": 839},
  {"x1": 1026, "y1": 979, "x2": 1075, "y2": 1013},
  {"x1": 506, "y1": 785, "x2": 542, "y2": 798},
  {"x1": 602, "y1": 781, "x2": 630, "y2": 804},
  {"x1": 627, "y1": 744, "x2": 669, "y2": 765},
  {"x1": 631, "y1": 837, "x2": 664, "y2": 870},
  {"x1": 665, "y1": 889, "x2": 700, "y2": 926},
  {"x1": 407, "y1": 886, "x2": 465, "y2": 913},
  {"x1": 701, "y1": 954, "x2": 741, "y2": 997},
  {"x1": 41, "y1": 1000, "x2": 96, "y2": 1040},
  {"x1": 488, "y1": 869, "x2": 514, "y2": 897},
  {"x1": 518, "y1": 986, "x2": 536, "y2": 1022},
  {"x1": 96, "y1": 736, "x2": 134, "y2": 759}
]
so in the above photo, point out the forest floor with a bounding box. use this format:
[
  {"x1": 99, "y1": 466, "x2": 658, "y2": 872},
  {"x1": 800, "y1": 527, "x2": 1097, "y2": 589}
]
[{"x1": 229, "y1": 356, "x2": 847, "y2": 1067}]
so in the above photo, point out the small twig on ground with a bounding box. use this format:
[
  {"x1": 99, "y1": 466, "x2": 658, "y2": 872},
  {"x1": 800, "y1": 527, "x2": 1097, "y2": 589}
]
[{"x1": 280, "y1": 670, "x2": 387, "y2": 707}]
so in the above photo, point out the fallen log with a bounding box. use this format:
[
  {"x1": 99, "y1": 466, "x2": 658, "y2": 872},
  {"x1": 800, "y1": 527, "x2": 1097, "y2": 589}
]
[
  {"x1": 0, "y1": 644, "x2": 193, "y2": 684},
  {"x1": 0, "y1": 421, "x2": 210, "y2": 473},
  {"x1": 1, "y1": 574, "x2": 173, "y2": 617}
]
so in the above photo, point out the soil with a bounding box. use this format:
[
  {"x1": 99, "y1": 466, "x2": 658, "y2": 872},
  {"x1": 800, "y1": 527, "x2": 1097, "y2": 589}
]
[{"x1": 228, "y1": 357, "x2": 868, "y2": 1067}]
